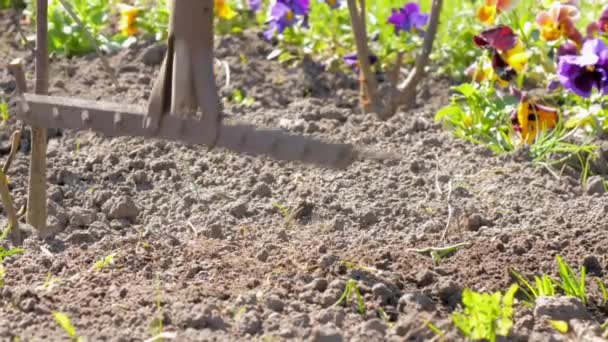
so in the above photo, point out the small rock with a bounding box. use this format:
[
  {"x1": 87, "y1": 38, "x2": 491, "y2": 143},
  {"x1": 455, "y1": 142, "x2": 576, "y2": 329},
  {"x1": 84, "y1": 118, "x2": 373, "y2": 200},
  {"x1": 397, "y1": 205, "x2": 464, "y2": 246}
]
[
  {"x1": 236, "y1": 311, "x2": 262, "y2": 335},
  {"x1": 140, "y1": 44, "x2": 167, "y2": 66},
  {"x1": 411, "y1": 117, "x2": 429, "y2": 132},
  {"x1": 329, "y1": 218, "x2": 345, "y2": 231},
  {"x1": 131, "y1": 170, "x2": 149, "y2": 184},
  {"x1": 65, "y1": 231, "x2": 96, "y2": 244},
  {"x1": 320, "y1": 255, "x2": 339, "y2": 270},
  {"x1": 512, "y1": 244, "x2": 528, "y2": 256},
  {"x1": 534, "y1": 296, "x2": 591, "y2": 321},
  {"x1": 310, "y1": 324, "x2": 343, "y2": 342},
  {"x1": 328, "y1": 279, "x2": 346, "y2": 291},
  {"x1": 69, "y1": 207, "x2": 97, "y2": 227},
  {"x1": 47, "y1": 200, "x2": 68, "y2": 227},
  {"x1": 256, "y1": 249, "x2": 270, "y2": 262},
  {"x1": 307, "y1": 278, "x2": 328, "y2": 292},
  {"x1": 582, "y1": 255, "x2": 603, "y2": 276},
  {"x1": 361, "y1": 319, "x2": 387, "y2": 335},
  {"x1": 585, "y1": 176, "x2": 605, "y2": 195},
  {"x1": 234, "y1": 293, "x2": 257, "y2": 306},
  {"x1": 227, "y1": 201, "x2": 248, "y2": 218},
  {"x1": 149, "y1": 160, "x2": 176, "y2": 172},
  {"x1": 20, "y1": 298, "x2": 36, "y2": 312},
  {"x1": 45, "y1": 216, "x2": 66, "y2": 238},
  {"x1": 359, "y1": 210, "x2": 378, "y2": 227},
  {"x1": 317, "y1": 290, "x2": 341, "y2": 308},
  {"x1": 93, "y1": 190, "x2": 112, "y2": 208},
  {"x1": 466, "y1": 213, "x2": 491, "y2": 231},
  {"x1": 259, "y1": 173, "x2": 275, "y2": 184},
  {"x1": 315, "y1": 308, "x2": 345, "y2": 327},
  {"x1": 298, "y1": 290, "x2": 315, "y2": 304},
  {"x1": 137, "y1": 75, "x2": 151, "y2": 85},
  {"x1": 371, "y1": 283, "x2": 393, "y2": 304},
  {"x1": 398, "y1": 292, "x2": 436, "y2": 312},
  {"x1": 251, "y1": 183, "x2": 271, "y2": 197},
  {"x1": 416, "y1": 270, "x2": 437, "y2": 287},
  {"x1": 265, "y1": 294, "x2": 284, "y2": 312},
  {"x1": 292, "y1": 313, "x2": 311, "y2": 328},
  {"x1": 433, "y1": 279, "x2": 462, "y2": 307},
  {"x1": 204, "y1": 224, "x2": 224, "y2": 239},
  {"x1": 102, "y1": 196, "x2": 139, "y2": 221}
]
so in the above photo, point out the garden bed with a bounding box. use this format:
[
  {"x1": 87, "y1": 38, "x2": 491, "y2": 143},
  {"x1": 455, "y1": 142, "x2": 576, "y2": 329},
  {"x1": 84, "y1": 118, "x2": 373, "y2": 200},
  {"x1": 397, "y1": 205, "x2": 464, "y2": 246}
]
[{"x1": 1, "y1": 7, "x2": 608, "y2": 342}]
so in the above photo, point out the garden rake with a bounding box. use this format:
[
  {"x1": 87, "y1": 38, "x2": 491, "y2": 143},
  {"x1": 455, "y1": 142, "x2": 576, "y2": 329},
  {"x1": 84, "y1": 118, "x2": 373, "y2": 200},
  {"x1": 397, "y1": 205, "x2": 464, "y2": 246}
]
[{"x1": 7, "y1": 0, "x2": 393, "y2": 238}]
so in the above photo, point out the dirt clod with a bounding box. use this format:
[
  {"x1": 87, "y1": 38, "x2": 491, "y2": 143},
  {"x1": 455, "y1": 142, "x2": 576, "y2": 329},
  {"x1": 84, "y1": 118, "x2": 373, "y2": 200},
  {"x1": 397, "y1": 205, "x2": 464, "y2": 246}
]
[
  {"x1": 102, "y1": 196, "x2": 139, "y2": 221},
  {"x1": 533, "y1": 297, "x2": 591, "y2": 322}
]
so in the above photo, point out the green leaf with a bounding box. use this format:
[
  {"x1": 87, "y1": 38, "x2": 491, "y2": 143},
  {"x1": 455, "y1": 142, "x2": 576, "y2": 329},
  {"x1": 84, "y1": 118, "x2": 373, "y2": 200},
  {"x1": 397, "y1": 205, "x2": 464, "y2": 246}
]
[
  {"x1": 52, "y1": 311, "x2": 80, "y2": 341},
  {"x1": 435, "y1": 104, "x2": 464, "y2": 122},
  {"x1": 548, "y1": 320, "x2": 569, "y2": 334},
  {"x1": 0, "y1": 247, "x2": 25, "y2": 263},
  {"x1": 427, "y1": 321, "x2": 445, "y2": 337},
  {"x1": 453, "y1": 83, "x2": 477, "y2": 98},
  {"x1": 0, "y1": 100, "x2": 9, "y2": 124}
]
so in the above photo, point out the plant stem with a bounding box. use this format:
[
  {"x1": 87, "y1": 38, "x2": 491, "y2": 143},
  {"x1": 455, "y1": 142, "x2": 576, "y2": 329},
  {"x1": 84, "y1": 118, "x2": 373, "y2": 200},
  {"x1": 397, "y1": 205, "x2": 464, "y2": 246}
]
[
  {"x1": 28, "y1": 0, "x2": 49, "y2": 236},
  {"x1": 393, "y1": 0, "x2": 443, "y2": 114},
  {"x1": 346, "y1": 0, "x2": 382, "y2": 115}
]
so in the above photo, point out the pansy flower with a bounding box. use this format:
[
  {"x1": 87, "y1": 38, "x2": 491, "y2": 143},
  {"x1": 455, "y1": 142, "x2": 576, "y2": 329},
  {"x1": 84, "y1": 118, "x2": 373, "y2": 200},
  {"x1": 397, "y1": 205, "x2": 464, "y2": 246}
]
[
  {"x1": 388, "y1": 2, "x2": 429, "y2": 35},
  {"x1": 118, "y1": 4, "x2": 139, "y2": 36},
  {"x1": 511, "y1": 100, "x2": 559, "y2": 144},
  {"x1": 250, "y1": 0, "x2": 262, "y2": 12},
  {"x1": 536, "y1": 2, "x2": 583, "y2": 47},
  {"x1": 343, "y1": 53, "x2": 378, "y2": 73},
  {"x1": 325, "y1": 0, "x2": 340, "y2": 9},
  {"x1": 473, "y1": 25, "x2": 529, "y2": 85},
  {"x1": 598, "y1": 7, "x2": 608, "y2": 34},
  {"x1": 264, "y1": 0, "x2": 310, "y2": 40},
  {"x1": 477, "y1": 0, "x2": 519, "y2": 25},
  {"x1": 215, "y1": 0, "x2": 237, "y2": 20},
  {"x1": 558, "y1": 38, "x2": 608, "y2": 97}
]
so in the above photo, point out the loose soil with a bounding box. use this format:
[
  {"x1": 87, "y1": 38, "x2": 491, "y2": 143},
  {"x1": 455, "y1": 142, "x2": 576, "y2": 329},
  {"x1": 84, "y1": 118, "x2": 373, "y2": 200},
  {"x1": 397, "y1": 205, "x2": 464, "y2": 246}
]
[{"x1": 1, "y1": 10, "x2": 608, "y2": 342}]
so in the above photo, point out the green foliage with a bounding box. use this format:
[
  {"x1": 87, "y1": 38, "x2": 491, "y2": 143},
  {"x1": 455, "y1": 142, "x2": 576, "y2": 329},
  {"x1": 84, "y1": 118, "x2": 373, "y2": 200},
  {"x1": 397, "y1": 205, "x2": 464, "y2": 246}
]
[
  {"x1": 149, "y1": 273, "x2": 164, "y2": 341},
  {"x1": 230, "y1": 88, "x2": 255, "y2": 107},
  {"x1": 46, "y1": 0, "x2": 117, "y2": 56},
  {"x1": 332, "y1": 279, "x2": 366, "y2": 315},
  {"x1": 0, "y1": 246, "x2": 25, "y2": 263},
  {"x1": 555, "y1": 255, "x2": 587, "y2": 305},
  {"x1": 92, "y1": 253, "x2": 116, "y2": 271},
  {"x1": 52, "y1": 311, "x2": 83, "y2": 342},
  {"x1": 426, "y1": 321, "x2": 445, "y2": 337},
  {"x1": 0, "y1": 0, "x2": 25, "y2": 10},
  {"x1": 511, "y1": 256, "x2": 589, "y2": 307},
  {"x1": 133, "y1": 0, "x2": 170, "y2": 42},
  {"x1": 510, "y1": 269, "x2": 555, "y2": 303},
  {"x1": 596, "y1": 278, "x2": 608, "y2": 306},
  {"x1": 0, "y1": 99, "x2": 10, "y2": 124},
  {"x1": 430, "y1": 1, "x2": 482, "y2": 80},
  {"x1": 452, "y1": 284, "x2": 519, "y2": 342},
  {"x1": 0, "y1": 266, "x2": 5, "y2": 289},
  {"x1": 435, "y1": 82, "x2": 516, "y2": 154},
  {"x1": 548, "y1": 320, "x2": 569, "y2": 334},
  {"x1": 272, "y1": 203, "x2": 290, "y2": 220}
]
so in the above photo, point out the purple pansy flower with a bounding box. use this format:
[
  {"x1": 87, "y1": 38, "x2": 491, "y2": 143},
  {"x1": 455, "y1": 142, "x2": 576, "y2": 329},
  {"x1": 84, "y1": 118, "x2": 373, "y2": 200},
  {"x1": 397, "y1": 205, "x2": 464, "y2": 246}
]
[
  {"x1": 599, "y1": 7, "x2": 608, "y2": 33},
  {"x1": 343, "y1": 52, "x2": 378, "y2": 73},
  {"x1": 558, "y1": 38, "x2": 608, "y2": 97},
  {"x1": 388, "y1": 2, "x2": 429, "y2": 34},
  {"x1": 249, "y1": 0, "x2": 262, "y2": 12},
  {"x1": 556, "y1": 42, "x2": 578, "y2": 59},
  {"x1": 264, "y1": 0, "x2": 310, "y2": 40}
]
